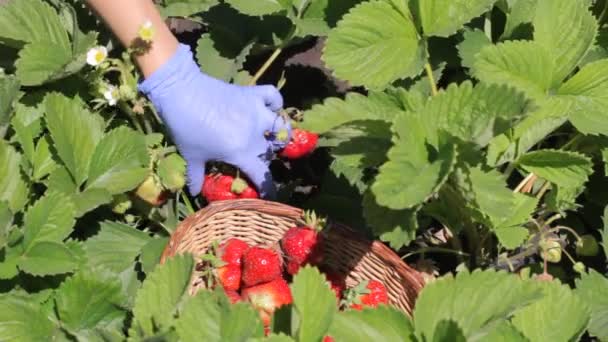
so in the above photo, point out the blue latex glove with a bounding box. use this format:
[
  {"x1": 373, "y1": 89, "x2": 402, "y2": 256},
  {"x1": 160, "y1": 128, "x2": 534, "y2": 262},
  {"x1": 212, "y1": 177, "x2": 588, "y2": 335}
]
[{"x1": 138, "y1": 44, "x2": 291, "y2": 198}]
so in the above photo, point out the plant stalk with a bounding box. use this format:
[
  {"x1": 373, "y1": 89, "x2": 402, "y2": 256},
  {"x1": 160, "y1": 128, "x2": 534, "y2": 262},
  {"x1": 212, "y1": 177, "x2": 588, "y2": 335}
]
[
  {"x1": 424, "y1": 62, "x2": 438, "y2": 96},
  {"x1": 248, "y1": 48, "x2": 283, "y2": 86}
]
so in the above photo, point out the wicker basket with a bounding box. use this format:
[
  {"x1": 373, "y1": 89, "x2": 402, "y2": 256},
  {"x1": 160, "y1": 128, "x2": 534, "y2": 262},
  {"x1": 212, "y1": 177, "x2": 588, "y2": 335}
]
[{"x1": 160, "y1": 199, "x2": 426, "y2": 316}]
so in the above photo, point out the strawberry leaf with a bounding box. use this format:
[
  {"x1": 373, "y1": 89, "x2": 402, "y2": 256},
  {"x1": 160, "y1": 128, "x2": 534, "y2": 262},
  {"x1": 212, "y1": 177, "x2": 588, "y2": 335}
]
[
  {"x1": 14, "y1": 41, "x2": 73, "y2": 86},
  {"x1": 511, "y1": 280, "x2": 590, "y2": 341},
  {"x1": 558, "y1": 59, "x2": 608, "y2": 136},
  {"x1": 575, "y1": 269, "x2": 608, "y2": 340},
  {"x1": 22, "y1": 191, "x2": 75, "y2": 250},
  {"x1": 0, "y1": 140, "x2": 28, "y2": 213},
  {"x1": 18, "y1": 241, "x2": 79, "y2": 276},
  {"x1": 517, "y1": 149, "x2": 593, "y2": 189},
  {"x1": 371, "y1": 115, "x2": 456, "y2": 210},
  {"x1": 410, "y1": 0, "x2": 497, "y2": 38},
  {"x1": 473, "y1": 40, "x2": 554, "y2": 100},
  {"x1": 32, "y1": 135, "x2": 58, "y2": 181},
  {"x1": 82, "y1": 221, "x2": 152, "y2": 273},
  {"x1": 131, "y1": 253, "x2": 194, "y2": 337},
  {"x1": 0, "y1": 75, "x2": 20, "y2": 128},
  {"x1": 44, "y1": 93, "x2": 105, "y2": 187},
  {"x1": 0, "y1": 0, "x2": 70, "y2": 49},
  {"x1": 86, "y1": 126, "x2": 149, "y2": 195},
  {"x1": 140, "y1": 237, "x2": 170, "y2": 275},
  {"x1": 412, "y1": 269, "x2": 542, "y2": 341},
  {"x1": 323, "y1": 0, "x2": 425, "y2": 90},
  {"x1": 0, "y1": 294, "x2": 61, "y2": 341},
  {"x1": 159, "y1": 0, "x2": 219, "y2": 18},
  {"x1": 483, "y1": 322, "x2": 528, "y2": 341},
  {"x1": 71, "y1": 188, "x2": 113, "y2": 218},
  {"x1": 0, "y1": 202, "x2": 10, "y2": 250},
  {"x1": 290, "y1": 266, "x2": 337, "y2": 341},
  {"x1": 327, "y1": 305, "x2": 414, "y2": 341},
  {"x1": 532, "y1": 0, "x2": 597, "y2": 86},
  {"x1": 195, "y1": 33, "x2": 254, "y2": 84},
  {"x1": 224, "y1": 0, "x2": 285, "y2": 16},
  {"x1": 54, "y1": 269, "x2": 127, "y2": 334},
  {"x1": 363, "y1": 191, "x2": 419, "y2": 249},
  {"x1": 457, "y1": 29, "x2": 491, "y2": 70}
]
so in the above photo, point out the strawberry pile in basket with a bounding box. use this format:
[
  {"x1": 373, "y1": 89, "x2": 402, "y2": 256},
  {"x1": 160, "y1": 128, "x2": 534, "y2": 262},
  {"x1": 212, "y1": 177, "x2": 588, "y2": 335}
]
[{"x1": 196, "y1": 211, "x2": 389, "y2": 337}]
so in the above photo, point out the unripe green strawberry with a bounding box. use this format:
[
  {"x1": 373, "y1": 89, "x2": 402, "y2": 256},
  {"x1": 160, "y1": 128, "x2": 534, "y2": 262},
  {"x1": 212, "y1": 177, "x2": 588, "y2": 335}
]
[
  {"x1": 575, "y1": 235, "x2": 599, "y2": 257},
  {"x1": 111, "y1": 194, "x2": 132, "y2": 214},
  {"x1": 119, "y1": 84, "x2": 137, "y2": 101},
  {"x1": 157, "y1": 153, "x2": 186, "y2": 192},
  {"x1": 540, "y1": 239, "x2": 562, "y2": 263},
  {"x1": 135, "y1": 174, "x2": 167, "y2": 206},
  {"x1": 573, "y1": 262, "x2": 586, "y2": 274}
]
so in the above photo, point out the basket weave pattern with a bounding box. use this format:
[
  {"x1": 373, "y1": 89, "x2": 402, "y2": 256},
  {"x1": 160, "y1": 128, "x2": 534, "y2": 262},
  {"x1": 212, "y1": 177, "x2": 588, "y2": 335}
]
[{"x1": 161, "y1": 199, "x2": 426, "y2": 315}]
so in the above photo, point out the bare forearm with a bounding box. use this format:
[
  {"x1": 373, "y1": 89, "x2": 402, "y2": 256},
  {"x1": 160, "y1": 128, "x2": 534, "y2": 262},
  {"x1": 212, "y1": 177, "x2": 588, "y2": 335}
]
[{"x1": 85, "y1": 0, "x2": 179, "y2": 77}]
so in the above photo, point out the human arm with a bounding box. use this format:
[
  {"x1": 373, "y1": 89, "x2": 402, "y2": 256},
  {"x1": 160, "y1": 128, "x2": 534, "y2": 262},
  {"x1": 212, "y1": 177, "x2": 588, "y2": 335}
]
[{"x1": 84, "y1": 0, "x2": 291, "y2": 198}]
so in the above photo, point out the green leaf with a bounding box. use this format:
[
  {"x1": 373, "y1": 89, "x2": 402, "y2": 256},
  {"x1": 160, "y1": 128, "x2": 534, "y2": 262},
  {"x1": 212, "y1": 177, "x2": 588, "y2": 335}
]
[
  {"x1": 410, "y1": 0, "x2": 497, "y2": 38},
  {"x1": 32, "y1": 135, "x2": 58, "y2": 181},
  {"x1": 0, "y1": 295, "x2": 59, "y2": 342},
  {"x1": 195, "y1": 33, "x2": 254, "y2": 83},
  {"x1": 131, "y1": 253, "x2": 194, "y2": 336},
  {"x1": 532, "y1": 0, "x2": 597, "y2": 86},
  {"x1": 501, "y1": 0, "x2": 537, "y2": 39},
  {"x1": 45, "y1": 93, "x2": 105, "y2": 186},
  {"x1": 0, "y1": 140, "x2": 28, "y2": 213},
  {"x1": 225, "y1": 0, "x2": 285, "y2": 16},
  {"x1": 371, "y1": 115, "x2": 456, "y2": 210},
  {"x1": 363, "y1": 191, "x2": 419, "y2": 249},
  {"x1": 159, "y1": 0, "x2": 219, "y2": 18},
  {"x1": 482, "y1": 321, "x2": 528, "y2": 341},
  {"x1": 221, "y1": 301, "x2": 264, "y2": 341},
  {"x1": 72, "y1": 188, "x2": 113, "y2": 217},
  {"x1": 328, "y1": 305, "x2": 414, "y2": 341},
  {"x1": 575, "y1": 269, "x2": 608, "y2": 340},
  {"x1": 419, "y1": 81, "x2": 530, "y2": 148},
  {"x1": 486, "y1": 97, "x2": 570, "y2": 166},
  {"x1": 558, "y1": 59, "x2": 608, "y2": 136},
  {"x1": 457, "y1": 28, "x2": 491, "y2": 70},
  {"x1": 82, "y1": 221, "x2": 152, "y2": 273},
  {"x1": 300, "y1": 91, "x2": 406, "y2": 134},
  {"x1": 86, "y1": 126, "x2": 149, "y2": 194},
  {"x1": 493, "y1": 193, "x2": 537, "y2": 249},
  {"x1": 140, "y1": 237, "x2": 170, "y2": 275},
  {"x1": 15, "y1": 41, "x2": 73, "y2": 86},
  {"x1": 517, "y1": 150, "x2": 593, "y2": 188},
  {"x1": 0, "y1": 0, "x2": 70, "y2": 49},
  {"x1": 473, "y1": 40, "x2": 553, "y2": 100},
  {"x1": 323, "y1": 0, "x2": 425, "y2": 90},
  {"x1": 18, "y1": 241, "x2": 79, "y2": 276},
  {"x1": 603, "y1": 205, "x2": 608, "y2": 261},
  {"x1": 0, "y1": 202, "x2": 10, "y2": 249},
  {"x1": 324, "y1": 120, "x2": 392, "y2": 189},
  {"x1": 55, "y1": 269, "x2": 127, "y2": 333},
  {"x1": 432, "y1": 320, "x2": 466, "y2": 342},
  {"x1": 22, "y1": 191, "x2": 75, "y2": 250},
  {"x1": 413, "y1": 269, "x2": 542, "y2": 341},
  {"x1": 512, "y1": 280, "x2": 590, "y2": 342},
  {"x1": 0, "y1": 76, "x2": 20, "y2": 126},
  {"x1": 174, "y1": 290, "x2": 221, "y2": 342},
  {"x1": 290, "y1": 266, "x2": 337, "y2": 341}
]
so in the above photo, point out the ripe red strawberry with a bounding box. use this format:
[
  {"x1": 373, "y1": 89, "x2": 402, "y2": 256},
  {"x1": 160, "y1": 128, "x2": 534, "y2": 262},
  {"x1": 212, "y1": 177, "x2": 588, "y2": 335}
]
[
  {"x1": 225, "y1": 290, "x2": 242, "y2": 304},
  {"x1": 202, "y1": 174, "x2": 259, "y2": 202},
  {"x1": 216, "y1": 265, "x2": 241, "y2": 291},
  {"x1": 279, "y1": 128, "x2": 318, "y2": 159},
  {"x1": 323, "y1": 336, "x2": 335, "y2": 342},
  {"x1": 241, "y1": 247, "x2": 282, "y2": 287},
  {"x1": 218, "y1": 238, "x2": 250, "y2": 266},
  {"x1": 348, "y1": 280, "x2": 389, "y2": 310},
  {"x1": 242, "y1": 278, "x2": 293, "y2": 314},
  {"x1": 280, "y1": 211, "x2": 326, "y2": 275}
]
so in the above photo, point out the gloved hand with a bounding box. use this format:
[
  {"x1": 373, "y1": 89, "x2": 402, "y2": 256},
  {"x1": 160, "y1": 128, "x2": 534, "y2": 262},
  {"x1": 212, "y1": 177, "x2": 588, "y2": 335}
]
[{"x1": 138, "y1": 43, "x2": 291, "y2": 198}]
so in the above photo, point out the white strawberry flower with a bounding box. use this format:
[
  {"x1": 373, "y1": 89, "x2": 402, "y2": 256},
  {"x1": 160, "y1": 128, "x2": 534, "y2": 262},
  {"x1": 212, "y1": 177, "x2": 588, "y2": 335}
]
[
  {"x1": 103, "y1": 85, "x2": 119, "y2": 106},
  {"x1": 86, "y1": 46, "x2": 108, "y2": 66}
]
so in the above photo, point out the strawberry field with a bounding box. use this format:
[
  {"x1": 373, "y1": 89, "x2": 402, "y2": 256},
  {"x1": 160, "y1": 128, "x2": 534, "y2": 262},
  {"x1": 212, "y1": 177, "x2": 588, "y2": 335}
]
[{"x1": 2, "y1": 0, "x2": 608, "y2": 341}]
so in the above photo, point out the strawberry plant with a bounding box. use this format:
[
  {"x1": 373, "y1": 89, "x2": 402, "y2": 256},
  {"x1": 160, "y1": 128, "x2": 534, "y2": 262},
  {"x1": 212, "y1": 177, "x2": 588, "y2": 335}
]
[{"x1": 1, "y1": 0, "x2": 608, "y2": 341}]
